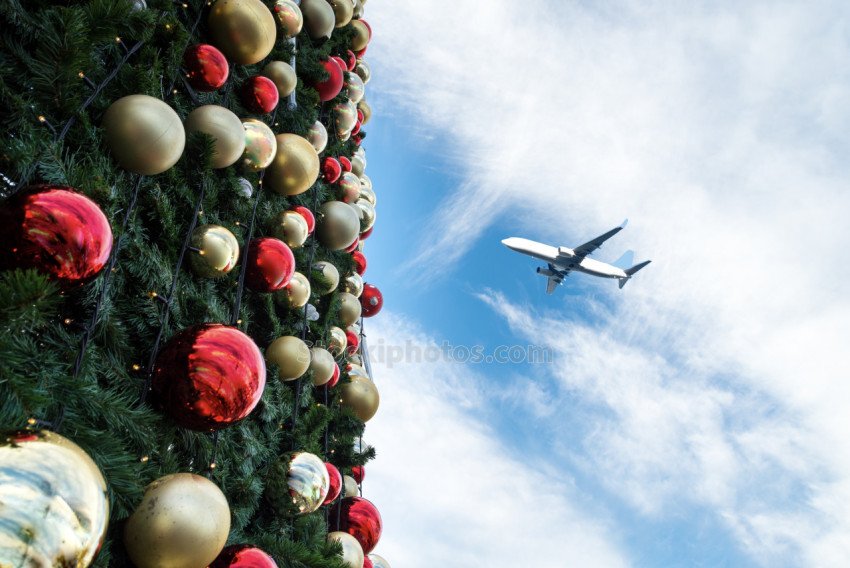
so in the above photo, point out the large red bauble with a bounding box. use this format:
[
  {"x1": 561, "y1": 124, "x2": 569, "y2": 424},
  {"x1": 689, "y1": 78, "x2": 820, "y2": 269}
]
[
  {"x1": 360, "y1": 283, "x2": 383, "y2": 317},
  {"x1": 183, "y1": 44, "x2": 229, "y2": 91},
  {"x1": 291, "y1": 206, "x2": 315, "y2": 234},
  {"x1": 345, "y1": 330, "x2": 359, "y2": 355},
  {"x1": 350, "y1": 465, "x2": 364, "y2": 484},
  {"x1": 245, "y1": 237, "x2": 295, "y2": 292},
  {"x1": 338, "y1": 156, "x2": 352, "y2": 172},
  {"x1": 322, "y1": 157, "x2": 342, "y2": 183},
  {"x1": 351, "y1": 251, "x2": 367, "y2": 275},
  {"x1": 324, "y1": 462, "x2": 342, "y2": 505},
  {"x1": 360, "y1": 226, "x2": 373, "y2": 240},
  {"x1": 328, "y1": 362, "x2": 340, "y2": 388},
  {"x1": 209, "y1": 544, "x2": 278, "y2": 568},
  {"x1": 0, "y1": 185, "x2": 112, "y2": 288},
  {"x1": 331, "y1": 497, "x2": 382, "y2": 554},
  {"x1": 241, "y1": 76, "x2": 279, "y2": 114},
  {"x1": 311, "y1": 58, "x2": 344, "y2": 102},
  {"x1": 152, "y1": 324, "x2": 266, "y2": 431}
]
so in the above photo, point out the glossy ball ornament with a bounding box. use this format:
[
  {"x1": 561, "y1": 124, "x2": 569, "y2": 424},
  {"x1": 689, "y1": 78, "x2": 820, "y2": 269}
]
[
  {"x1": 359, "y1": 183, "x2": 376, "y2": 206},
  {"x1": 152, "y1": 324, "x2": 265, "y2": 431},
  {"x1": 0, "y1": 186, "x2": 112, "y2": 288},
  {"x1": 334, "y1": 99, "x2": 358, "y2": 140},
  {"x1": 351, "y1": 153, "x2": 366, "y2": 177},
  {"x1": 274, "y1": 270, "x2": 311, "y2": 309},
  {"x1": 272, "y1": 210, "x2": 309, "y2": 249},
  {"x1": 343, "y1": 272, "x2": 364, "y2": 297},
  {"x1": 124, "y1": 473, "x2": 230, "y2": 568},
  {"x1": 311, "y1": 260, "x2": 340, "y2": 295},
  {"x1": 236, "y1": 177, "x2": 253, "y2": 197},
  {"x1": 262, "y1": 60, "x2": 297, "y2": 98},
  {"x1": 338, "y1": 292, "x2": 362, "y2": 327},
  {"x1": 316, "y1": 200, "x2": 360, "y2": 250},
  {"x1": 350, "y1": 19, "x2": 371, "y2": 51},
  {"x1": 210, "y1": 545, "x2": 278, "y2": 568},
  {"x1": 346, "y1": 329, "x2": 360, "y2": 355},
  {"x1": 306, "y1": 120, "x2": 328, "y2": 153},
  {"x1": 266, "y1": 335, "x2": 311, "y2": 381},
  {"x1": 339, "y1": 156, "x2": 352, "y2": 172},
  {"x1": 346, "y1": 363, "x2": 368, "y2": 380},
  {"x1": 351, "y1": 120, "x2": 362, "y2": 137},
  {"x1": 288, "y1": 452, "x2": 329, "y2": 514},
  {"x1": 273, "y1": 0, "x2": 303, "y2": 37},
  {"x1": 360, "y1": 226, "x2": 373, "y2": 240},
  {"x1": 0, "y1": 430, "x2": 108, "y2": 567},
  {"x1": 292, "y1": 205, "x2": 316, "y2": 234},
  {"x1": 324, "y1": 462, "x2": 343, "y2": 505},
  {"x1": 188, "y1": 224, "x2": 239, "y2": 278},
  {"x1": 241, "y1": 76, "x2": 279, "y2": 114},
  {"x1": 360, "y1": 283, "x2": 383, "y2": 317},
  {"x1": 183, "y1": 44, "x2": 229, "y2": 91},
  {"x1": 328, "y1": 362, "x2": 341, "y2": 387},
  {"x1": 310, "y1": 347, "x2": 335, "y2": 386},
  {"x1": 342, "y1": 475, "x2": 359, "y2": 498},
  {"x1": 351, "y1": 250, "x2": 367, "y2": 275},
  {"x1": 345, "y1": 72, "x2": 365, "y2": 104},
  {"x1": 338, "y1": 172, "x2": 361, "y2": 203},
  {"x1": 344, "y1": 236, "x2": 360, "y2": 254},
  {"x1": 352, "y1": 0, "x2": 364, "y2": 18},
  {"x1": 310, "y1": 58, "x2": 345, "y2": 102},
  {"x1": 340, "y1": 375, "x2": 379, "y2": 422},
  {"x1": 359, "y1": 173, "x2": 372, "y2": 190},
  {"x1": 328, "y1": 532, "x2": 364, "y2": 568},
  {"x1": 245, "y1": 237, "x2": 295, "y2": 292},
  {"x1": 345, "y1": 50, "x2": 358, "y2": 71},
  {"x1": 266, "y1": 133, "x2": 320, "y2": 196},
  {"x1": 207, "y1": 0, "x2": 277, "y2": 65},
  {"x1": 358, "y1": 98, "x2": 372, "y2": 123},
  {"x1": 350, "y1": 465, "x2": 364, "y2": 484},
  {"x1": 323, "y1": 156, "x2": 343, "y2": 183},
  {"x1": 331, "y1": 497, "x2": 382, "y2": 554},
  {"x1": 328, "y1": 0, "x2": 353, "y2": 27},
  {"x1": 369, "y1": 554, "x2": 392, "y2": 568},
  {"x1": 185, "y1": 105, "x2": 245, "y2": 169},
  {"x1": 241, "y1": 118, "x2": 277, "y2": 171},
  {"x1": 328, "y1": 326, "x2": 347, "y2": 356},
  {"x1": 355, "y1": 199, "x2": 376, "y2": 232},
  {"x1": 364, "y1": 558, "x2": 374, "y2": 568},
  {"x1": 300, "y1": 0, "x2": 335, "y2": 41},
  {"x1": 357, "y1": 108, "x2": 365, "y2": 124},
  {"x1": 103, "y1": 94, "x2": 185, "y2": 175}
]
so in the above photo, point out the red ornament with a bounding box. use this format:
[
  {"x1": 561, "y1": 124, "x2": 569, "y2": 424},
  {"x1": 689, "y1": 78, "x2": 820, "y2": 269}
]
[
  {"x1": 241, "y1": 76, "x2": 279, "y2": 114},
  {"x1": 339, "y1": 156, "x2": 352, "y2": 172},
  {"x1": 152, "y1": 324, "x2": 266, "y2": 431},
  {"x1": 209, "y1": 545, "x2": 278, "y2": 568},
  {"x1": 331, "y1": 56, "x2": 348, "y2": 75},
  {"x1": 0, "y1": 185, "x2": 113, "y2": 288},
  {"x1": 324, "y1": 462, "x2": 342, "y2": 505},
  {"x1": 330, "y1": 497, "x2": 382, "y2": 554},
  {"x1": 354, "y1": 46, "x2": 367, "y2": 59},
  {"x1": 351, "y1": 120, "x2": 362, "y2": 136},
  {"x1": 344, "y1": 237, "x2": 359, "y2": 253},
  {"x1": 360, "y1": 226, "x2": 373, "y2": 240},
  {"x1": 311, "y1": 58, "x2": 344, "y2": 102},
  {"x1": 328, "y1": 362, "x2": 340, "y2": 388},
  {"x1": 245, "y1": 237, "x2": 295, "y2": 292},
  {"x1": 363, "y1": 558, "x2": 374, "y2": 568},
  {"x1": 322, "y1": 157, "x2": 342, "y2": 183},
  {"x1": 351, "y1": 465, "x2": 365, "y2": 484},
  {"x1": 357, "y1": 109, "x2": 365, "y2": 123},
  {"x1": 183, "y1": 44, "x2": 229, "y2": 91},
  {"x1": 292, "y1": 206, "x2": 315, "y2": 234},
  {"x1": 360, "y1": 283, "x2": 383, "y2": 317},
  {"x1": 345, "y1": 50, "x2": 357, "y2": 71},
  {"x1": 345, "y1": 330, "x2": 359, "y2": 354},
  {"x1": 360, "y1": 20, "x2": 372, "y2": 38},
  {"x1": 351, "y1": 251, "x2": 367, "y2": 275},
  {"x1": 352, "y1": 133, "x2": 363, "y2": 146}
]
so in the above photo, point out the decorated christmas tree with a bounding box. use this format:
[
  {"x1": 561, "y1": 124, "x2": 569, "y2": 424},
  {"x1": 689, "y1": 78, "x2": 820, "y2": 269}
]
[{"x1": 0, "y1": 0, "x2": 388, "y2": 566}]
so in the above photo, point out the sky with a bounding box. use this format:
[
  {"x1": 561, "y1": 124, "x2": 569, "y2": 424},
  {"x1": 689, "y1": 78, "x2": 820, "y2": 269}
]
[{"x1": 352, "y1": 1, "x2": 850, "y2": 566}]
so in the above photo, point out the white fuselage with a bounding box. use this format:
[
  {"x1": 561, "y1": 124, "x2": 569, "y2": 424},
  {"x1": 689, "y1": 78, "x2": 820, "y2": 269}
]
[{"x1": 502, "y1": 237, "x2": 627, "y2": 279}]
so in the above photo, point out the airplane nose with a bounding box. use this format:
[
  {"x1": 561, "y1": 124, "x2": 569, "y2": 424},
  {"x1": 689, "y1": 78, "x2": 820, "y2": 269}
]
[{"x1": 501, "y1": 237, "x2": 518, "y2": 248}]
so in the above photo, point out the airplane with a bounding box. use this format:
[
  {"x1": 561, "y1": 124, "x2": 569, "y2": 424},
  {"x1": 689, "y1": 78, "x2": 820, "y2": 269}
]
[{"x1": 502, "y1": 220, "x2": 651, "y2": 294}]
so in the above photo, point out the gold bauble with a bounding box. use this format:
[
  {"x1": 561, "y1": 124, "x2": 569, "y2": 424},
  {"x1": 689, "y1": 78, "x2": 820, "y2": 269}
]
[
  {"x1": 266, "y1": 335, "x2": 311, "y2": 381},
  {"x1": 274, "y1": 271, "x2": 311, "y2": 308},
  {"x1": 273, "y1": 0, "x2": 303, "y2": 37},
  {"x1": 350, "y1": 19, "x2": 370, "y2": 51},
  {"x1": 356, "y1": 198, "x2": 376, "y2": 232},
  {"x1": 241, "y1": 118, "x2": 277, "y2": 171},
  {"x1": 342, "y1": 475, "x2": 359, "y2": 498},
  {"x1": 347, "y1": 352, "x2": 363, "y2": 367},
  {"x1": 0, "y1": 431, "x2": 109, "y2": 567},
  {"x1": 359, "y1": 183, "x2": 376, "y2": 206},
  {"x1": 207, "y1": 0, "x2": 276, "y2": 65},
  {"x1": 188, "y1": 224, "x2": 239, "y2": 278},
  {"x1": 357, "y1": 98, "x2": 372, "y2": 125},
  {"x1": 311, "y1": 260, "x2": 340, "y2": 295},
  {"x1": 360, "y1": 172, "x2": 372, "y2": 190},
  {"x1": 300, "y1": 0, "x2": 335, "y2": 40},
  {"x1": 316, "y1": 200, "x2": 360, "y2": 250},
  {"x1": 347, "y1": 363, "x2": 368, "y2": 380},
  {"x1": 338, "y1": 171, "x2": 361, "y2": 203},
  {"x1": 309, "y1": 347, "x2": 335, "y2": 386},
  {"x1": 184, "y1": 105, "x2": 245, "y2": 169},
  {"x1": 124, "y1": 473, "x2": 230, "y2": 568},
  {"x1": 328, "y1": 531, "x2": 364, "y2": 568},
  {"x1": 265, "y1": 133, "x2": 320, "y2": 196},
  {"x1": 338, "y1": 291, "x2": 362, "y2": 326},
  {"x1": 355, "y1": 61, "x2": 371, "y2": 85},
  {"x1": 103, "y1": 94, "x2": 185, "y2": 175},
  {"x1": 334, "y1": 99, "x2": 358, "y2": 141},
  {"x1": 306, "y1": 120, "x2": 328, "y2": 154},
  {"x1": 262, "y1": 61, "x2": 298, "y2": 98},
  {"x1": 342, "y1": 272, "x2": 364, "y2": 297},
  {"x1": 350, "y1": 153, "x2": 366, "y2": 177},
  {"x1": 328, "y1": 326, "x2": 348, "y2": 356},
  {"x1": 369, "y1": 554, "x2": 392, "y2": 568},
  {"x1": 352, "y1": 0, "x2": 364, "y2": 18},
  {"x1": 345, "y1": 71, "x2": 365, "y2": 104},
  {"x1": 272, "y1": 210, "x2": 309, "y2": 249},
  {"x1": 328, "y1": 0, "x2": 353, "y2": 27},
  {"x1": 340, "y1": 374, "x2": 379, "y2": 421}
]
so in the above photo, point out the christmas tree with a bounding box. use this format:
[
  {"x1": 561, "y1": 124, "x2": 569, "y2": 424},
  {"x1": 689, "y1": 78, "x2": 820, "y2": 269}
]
[{"x1": 0, "y1": 0, "x2": 388, "y2": 566}]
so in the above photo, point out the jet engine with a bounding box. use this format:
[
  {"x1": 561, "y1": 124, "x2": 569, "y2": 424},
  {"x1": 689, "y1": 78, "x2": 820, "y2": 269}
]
[{"x1": 536, "y1": 267, "x2": 557, "y2": 277}]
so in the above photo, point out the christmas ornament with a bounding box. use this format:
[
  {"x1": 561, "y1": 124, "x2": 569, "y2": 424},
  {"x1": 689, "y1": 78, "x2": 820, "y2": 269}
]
[
  {"x1": 310, "y1": 58, "x2": 345, "y2": 102},
  {"x1": 328, "y1": 0, "x2": 353, "y2": 27},
  {"x1": 272, "y1": 210, "x2": 309, "y2": 249},
  {"x1": 241, "y1": 76, "x2": 279, "y2": 114},
  {"x1": 342, "y1": 272, "x2": 364, "y2": 297},
  {"x1": 188, "y1": 224, "x2": 239, "y2": 278},
  {"x1": 324, "y1": 462, "x2": 342, "y2": 505},
  {"x1": 266, "y1": 133, "x2": 320, "y2": 196},
  {"x1": 327, "y1": 532, "x2": 364, "y2": 568},
  {"x1": 124, "y1": 473, "x2": 230, "y2": 568},
  {"x1": 328, "y1": 326, "x2": 347, "y2": 356},
  {"x1": 0, "y1": 186, "x2": 112, "y2": 288},
  {"x1": 273, "y1": 0, "x2": 303, "y2": 37},
  {"x1": 348, "y1": 322, "x2": 361, "y2": 338},
  {"x1": 338, "y1": 171, "x2": 361, "y2": 203},
  {"x1": 352, "y1": 0, "x2": 364, "y2": 18},
  {"x1": 350, "y1": 465, "x2": 364, "y2": 484},
  {"x1": 310, "y1": 347, "x2": 335, "y2": 386},
  {"x1": 292, "y1": 205, "x2": 316, "y2": 234},
  {"x1": 360, "y1": 226, "x2": 373, "y2": 240},
  {"x1": 237, "y1": 177, "x2": 254, "y2": 197},
  {"x1": 288, "y1": 452, "x2": 329, "y2": 514},
  {"x1": 360, "y1": 172, "x2": 372, "y2": 190},
  {"x1": 338, "y1": 292, "x2": 362, "y2": 326},
  {"x1": 345, "y1": 72, "x2": 365, "y2": 103},
  {"x1": 344, "y1": 237, "x2": 360, "y2": 253},
  {"x1": 311, "y1": 260, "x2": 340, "y2": 295},
  {"x1": 351, "y1": 250, "x2": 367, "y2": 275},
  {"x1": 207, "y1": 0, "x2": 277, "y2": 65},
  {"x1": 328, "y1": 362, "x2": 341, "y2": 387},
  {"x1": 241, "y1": 118, "x2": 277, "y2": 171},
  {"x1": 306, "y1": 304, "x2": 320, "y2": 321},
  {"x1": 300, "y1": 0, "x2": 335, "y2": 41},
  {"x1": 339, "y1": 156, "x2": 352, "y2": 172},
  {"x1": 131, "y1": 0, "x2": 147, "y2": 10},
  {"x1": 351, "y1": 120, "x2": 362, "y2": 136},
  {"x1": 262, "y1": 60, "x2": 297, "y2": 98},
  {"x1": 364, "y1": 557, "x2": 374, "y2": 568},
  {"x1": 358, "y1": 98, "x2": 372, "y2": 122},
  {"x1": 346, "y1": 329, "x2": 359, "y2": 354},
  {"x1": 183, "y1": 44, "x2": 229, "y2": 91},
  {"x1": 334, "y1": 99, "x2": 358, "y2": 140},
  {"x1": 323, "y1": 156, "x2": 343, "y2": 183},
  {"x1": 355, "y1": 199, "x2": 376, "y2": 232},
  {"x1": 360, "y1": 283, "x2": 383, "y2": 317},
  {"x1": 103, "y1": 94, "x2": 185, "y2": 175},
  {"x1": 346, "y1": 363, "x2": 369, "y2": 380},
  {"x1": 152, "y1": 324, "x2": 265, "y2": 431},
  {"x1": 306, "y1": 120, "x2": 328, "y2": 153},
  {"x1": 266, "y1": 335, "x2": 311, "y2": 381},
  {"x1": 331, "y1": 56, "x2": 348, "y2": 75},
  {"x1": 340, "y1": 375, "x2": 379, "y2": 422},
  {"x1": 359, "y1": 183, "x2": 376, "y2": 206},
  {"x1": 351, "y1": 153, "x2": 366, "y2": 177},
  {"x1": 316, "y1": 201, "x2": 360, "y2": 250},
  {"x1": 369, "y1": 554, "x2": 392, "y2": 568},
  {"x1": 331, "y1": 497, "x2": 382, "y2": 554},
  {"x1": 185, "y1": 105, "x2": 245, "y2": 169},
  {"x1": 343, "y1": 475, "x2": 358, "y2": 498},
  {"x1": 0, "y1": 430, "x2": 108, "y2": 567},
  {"x1": 350, "y1": 19, "x2": 370, "y2": 51},
  {"x1": 274, "y1": 270, "x2": 311, "y2": 308},
  {"x1": 210, "y1": 545, "x2": 279, "y2": 568},
  {"x1": 345, "y1": 50, "x2": 358, "y2": 71},
  {"x1": 245, "y1": 237, "x2": 295, "y2": 292},
  {"x1": 357, "y1": 108, "x2": 365, "y2": 124}
]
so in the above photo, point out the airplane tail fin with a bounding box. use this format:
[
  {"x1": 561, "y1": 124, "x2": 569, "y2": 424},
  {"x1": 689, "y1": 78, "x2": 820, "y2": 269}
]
[
  {"x1": 612, "y1": 250, "x2": 634, "y2": 269},
  {"x1": 618, "y1": 260, "x2": 652, "y2": 289}
]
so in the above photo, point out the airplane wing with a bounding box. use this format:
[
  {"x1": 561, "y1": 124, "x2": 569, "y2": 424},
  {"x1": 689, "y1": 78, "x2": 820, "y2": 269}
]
[
  {"x1": 545, "y1": 263, "x2": 568, "y2": 294},
  {"x1": 572, "y1": 220, "x2": 627, "y2": 258}
]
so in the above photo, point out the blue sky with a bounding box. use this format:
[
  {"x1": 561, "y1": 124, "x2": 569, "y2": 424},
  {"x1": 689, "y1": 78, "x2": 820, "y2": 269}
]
[{"x1": 352, "y1": 1, "x2": 850, "y2": 566}]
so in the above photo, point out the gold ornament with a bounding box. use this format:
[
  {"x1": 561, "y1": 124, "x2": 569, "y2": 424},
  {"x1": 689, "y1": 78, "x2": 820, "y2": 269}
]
[
  {"x1": 288, "y1": 452, "x2": 330, "y2": 514},
  {"x1": 262, "y1": 61, "x2": 298, "y2": 98},
  {"x1": 356, "y1": 198, "x2": 376, "y2": 232},
  {"x1": 347, "y1": 363, "x2": 368, "y2": 380},
  {"x1": 241, "y1": 118, "x2": 277, "y2": 171},
  {"x1": 316, "y1": 200, "x2": 360, "y2": 250},
  {"x1": 339, "y1": 171, "x2": 361, "y2": 203},
  {"x1": 355, "y1": 61, "x2": 371, "y2": 85},
  {"x1": 300, "y1": 0, "x2": 335, "y2": 41},
  {"x1": 272, "y1": 210, "x2": 309, "y2": 248},
  {"x1": 352, "y1": 0, "x2": 364, "y2": 18},
  {"x1": 350, "y1": 19, "x2": 370, "y2": 51},
  {"x1": 342, "y1": 272, "x2": 364, "y2": 297},
  {"x1": 345, "y1": 72, "x2": 365, "y2": 104},
  {"x1": 347, "y1": 352, "x2": 363, "y2": 367},
  {"x1": 207, "y1": 0, "x2": 277, "y2": 65},
  {"x1": 311, "y1": 260, "x2": 340, "y2": 295},
  {"x1": 351, "y1": 153, "x2": 366, "y2": 177},
  {"x1": 340, "y1": 374, "x2": 379, "y2": 421},
  {"x1": 103, "y1": 94, "x2": 185, "y2": 175},
  {"x1": 306, "y1": 120, "x2": 328, "y2": 154},
  {"x1": 328, "y1": 531, "x2": 364, "y2": 568},
  {"x1": 273, "y1": 0, "x2": 303, "y2": 37},
  {"x1": 274, "y1": 271, "x2": 311, "y2": 308},
  {"x1": 184, "y1": 105, "x2": 245, "y2": 169},
  {"x1": 359, "y1": 183, "x2": 376, "y2": 206},
  {"x1": 266, "y1": 335, "x2": 311, "y2": 380},
  {"x1": 328, "y1": 0, "x2": 353, "y2": 27},
  {"x1": 338, "y1": 291, "x2": 362, "y2": 326},
  {"x1": 369, "y1": 554, "x2": 392, "y2": 568},
  {"x1": 265, "y1": 133, "x2": 320, "y2": 196},
  {"x1": 334, "y1": 99, "x2": 358, "y2": 141},
  {"x1": 358, "y1": 97, "x2": 372, "y2": 124},
  {"x1": 328, "y1": 326, "x2": 348, "y2": 356},
  {"x1": 360, "y1": 173, "x2": 372, "y2": 190},
  {"x1": 309, "y1": 347, "x2": 335, "y2": 386},
  {"x1": 0, "y1": 431, "x2": 108, "y2": 567},
  {"x1": 188, "y1": 224, "x2": 239, "y2": 278},
  {"x1": 124, "y1": 473, "x2": 230, "y2": 568},
  {"x1": 342, "y1": 475, "x2": 359, "y2": 498}
]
